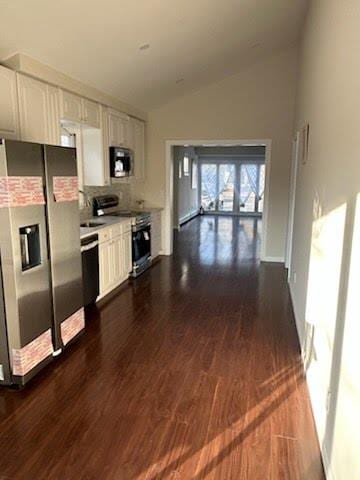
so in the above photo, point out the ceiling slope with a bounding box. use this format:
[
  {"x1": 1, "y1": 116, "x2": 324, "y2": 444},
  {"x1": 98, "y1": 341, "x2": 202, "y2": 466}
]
[{"x1": 0, "y1": 0, "x2": 308, "y2": 111}]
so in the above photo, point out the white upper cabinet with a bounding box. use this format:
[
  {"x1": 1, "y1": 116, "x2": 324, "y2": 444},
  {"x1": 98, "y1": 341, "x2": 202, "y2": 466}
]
[
  {"x1": 83, "y1": 105, "x2": 110, "y2": 187},
  {"x1": 0, "y1": 66, "x2": 19, "y2": 139},
  {"x1": 101, "y1": 106, "x2": 110, "y2": 185},
  {"x1": 108, "y1": 109, "x2": 131, "y2": 147},
  {"x1": 1, "y1": 69, "x2": 145, "y2": 185},
  {"x1": 46, "y1": 84, "x2": 61, "y2": 145},
  {"x1": 83, "y1": 99, "x2": 100, "y2": 128},
  {"x1": 60, "y1": 90, "x2": 83, "y2": 123},
  {"x1": 17, "y1": 74, "x2": 60, "y2": 145},
  {"x1": 132, "y1": 118, "x2": 145, "y2": 181},
  {"x1": 60, "y1": 90, "x2": 100, "y2": 128}
]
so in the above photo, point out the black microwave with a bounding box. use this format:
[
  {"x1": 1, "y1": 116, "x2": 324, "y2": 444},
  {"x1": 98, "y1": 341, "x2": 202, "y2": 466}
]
[{"x1": 110, "y1": 147, "x2": 133, "y2": 178}]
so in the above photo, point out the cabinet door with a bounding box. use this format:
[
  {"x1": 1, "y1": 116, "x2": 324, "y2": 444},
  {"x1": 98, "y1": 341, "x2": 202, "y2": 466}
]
[
  {"x1": 119, "y1": 116, "x2": 131, "y2": 148},
  {"x1": 17, "y1": 74, "x2": 49, "y2": 144},
  {"x1": 124, "y1": 232, "x2": 132, "y2": 274},
  {"x1": 101, "y1": 106, "x2": 110, "y2": 185},
  {"x1": 108, "y1": 110, "x2": 130, "y2": 146},
  {"x1": 108, "y1": 111, "x2": 120, "y2": 146},
  {"x1": 60, "y1": 90, "x2": 83, "y2": 123},
  {"x1": 83, "y1": 99, "x2": 100, "y2": 128},
  {"x1": 46, "y1": 85, "x2": 61, "y2": 145},
  {"x1": 133, "y1": 119, "x2": 145, "y2": 181},
  {"x1": 99, "y1": 242, "x2": 112, "y2": 294},
  {"x1": 0, "y1": 66, "x2": 19, "y2": 139},
  {"x1": 112, "y1": 236, "x2": 123, "y2": 284}
]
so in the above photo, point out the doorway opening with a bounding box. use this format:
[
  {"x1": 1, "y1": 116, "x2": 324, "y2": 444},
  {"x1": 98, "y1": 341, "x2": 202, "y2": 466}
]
[{"x1": 166, "y1": 140, "x2": 272, "y2": 260}]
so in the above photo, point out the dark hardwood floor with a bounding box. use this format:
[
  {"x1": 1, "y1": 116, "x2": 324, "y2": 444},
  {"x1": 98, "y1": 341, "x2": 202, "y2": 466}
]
[{"x1": 0, "y1": 216, "x2": 324, "y2": 479}]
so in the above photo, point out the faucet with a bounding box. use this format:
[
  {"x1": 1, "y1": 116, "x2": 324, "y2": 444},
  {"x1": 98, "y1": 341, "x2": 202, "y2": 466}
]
[{"x1": 78, "y1": 190, "x2": 92, "y2": 208}]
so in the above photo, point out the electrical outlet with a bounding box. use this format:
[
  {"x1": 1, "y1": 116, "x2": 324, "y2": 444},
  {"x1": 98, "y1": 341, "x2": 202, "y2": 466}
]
[{"x1": 293, "y1": 272, "x2": 297, "y2": 284}]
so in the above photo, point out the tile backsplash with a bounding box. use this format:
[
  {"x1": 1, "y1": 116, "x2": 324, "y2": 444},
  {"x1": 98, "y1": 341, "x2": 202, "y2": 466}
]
[{"x1": 80, "y1": 182, "x2": 131, "y2": 220}]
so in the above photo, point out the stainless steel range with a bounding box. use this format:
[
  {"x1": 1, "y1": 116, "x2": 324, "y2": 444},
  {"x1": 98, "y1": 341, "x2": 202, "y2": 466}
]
[{"x1": 93, "y1": 195, "x2": 152, "y2": 278}]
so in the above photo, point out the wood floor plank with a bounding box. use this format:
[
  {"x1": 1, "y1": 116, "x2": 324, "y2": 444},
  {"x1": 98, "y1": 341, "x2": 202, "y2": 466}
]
[{"x1": 0, "y1": 216, "x2": 325, "y2": 479}]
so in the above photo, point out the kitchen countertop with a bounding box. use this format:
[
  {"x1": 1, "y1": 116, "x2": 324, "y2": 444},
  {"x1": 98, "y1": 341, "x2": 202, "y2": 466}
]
[
  {"x1": 80, "y1": 216, "x2": 133, "y2": 239},
  {"x1": 80, "y1": 207, "x2": 163, "y2": 239},
  {"x1": 130, "y1": 206, "x2": 163, "y2": 213}
]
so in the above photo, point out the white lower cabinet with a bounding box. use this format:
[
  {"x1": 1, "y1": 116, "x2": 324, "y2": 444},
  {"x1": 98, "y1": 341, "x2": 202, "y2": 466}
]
[
  {"x1": 99, "y1": 241, "x2": 112, "y2": 294},
  {"x1": 112, "y1": 236, "x2": 123, "y2": 282},
  {"x1": 98, "y1": 222, "x2": 132, "y2": 299}
]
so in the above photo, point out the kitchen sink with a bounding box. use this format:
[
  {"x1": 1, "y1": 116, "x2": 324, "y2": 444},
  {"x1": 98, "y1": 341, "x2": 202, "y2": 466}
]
[{"x1": 80, "y1": 221, "x2": 106, "y2": 228}]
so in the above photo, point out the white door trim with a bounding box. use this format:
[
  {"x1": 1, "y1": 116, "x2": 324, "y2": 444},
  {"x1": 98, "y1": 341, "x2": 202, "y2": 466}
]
[
  {"x1": 163, "y1": 139, "x2": 272, "y2": 261},
  {"x1": 285, "y1": 132, "x2": 300, "y2": 274}
]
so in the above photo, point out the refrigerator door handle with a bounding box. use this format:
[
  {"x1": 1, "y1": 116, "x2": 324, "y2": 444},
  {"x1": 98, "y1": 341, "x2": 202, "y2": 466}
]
[{"x1": 20, "y1": 233, "x2": 30, "y2": 267}]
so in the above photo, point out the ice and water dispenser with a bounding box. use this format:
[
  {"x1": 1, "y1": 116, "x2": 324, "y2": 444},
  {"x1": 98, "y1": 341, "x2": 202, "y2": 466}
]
[{"x1": 19, "y1": 225, "x2": 41, "y2": 271}]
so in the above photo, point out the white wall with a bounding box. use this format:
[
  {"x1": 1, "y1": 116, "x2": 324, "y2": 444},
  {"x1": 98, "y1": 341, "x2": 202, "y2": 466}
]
[
  {"x1": 173, "y1": 146, "x2": 199, "y2": 226},
  {"x1": 133, "y1": 46, "x2": 298, "y2": 259},
  {"x1": 290, "y1": 1, "x2": 360, "y2": 479}
]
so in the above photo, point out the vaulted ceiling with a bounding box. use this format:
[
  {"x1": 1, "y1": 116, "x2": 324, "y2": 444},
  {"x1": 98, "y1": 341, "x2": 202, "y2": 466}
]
[{"x1": 0, "y1": 0, "x2": 308, "y2": 111}]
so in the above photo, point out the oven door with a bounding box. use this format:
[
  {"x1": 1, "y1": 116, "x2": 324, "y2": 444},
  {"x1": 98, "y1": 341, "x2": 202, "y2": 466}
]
[{"x1": 132, "y1": 225, "x2": 151, "y2": 266}]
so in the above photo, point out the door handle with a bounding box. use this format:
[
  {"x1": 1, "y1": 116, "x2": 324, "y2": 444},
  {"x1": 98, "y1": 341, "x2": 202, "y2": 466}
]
[
  {"x1": 20, "y1": 234, "x2": 30, "y2": 266},
  {"x1": 81, "y1": 241, "x2": 99, "y2": 253}
]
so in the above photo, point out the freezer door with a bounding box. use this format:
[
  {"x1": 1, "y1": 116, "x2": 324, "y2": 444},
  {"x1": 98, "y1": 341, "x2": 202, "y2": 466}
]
[
  {"x1": 43, "y1": 145, "x2": 83, "y2": 350},
  {"x1": 0, "y1": 140, "x2": 54, "y2": 383},
  {"x1": 0, "y1": 253, "x2": 11, "y2": 385},
  {"x1": 2, "y1": 141, "x2": 53, "y2": 345}
]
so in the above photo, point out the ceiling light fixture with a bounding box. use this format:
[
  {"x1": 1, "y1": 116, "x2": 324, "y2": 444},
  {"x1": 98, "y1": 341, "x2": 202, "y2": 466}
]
[{"x1": 139, "y1": 43, "x2": 150, "y2": 51}]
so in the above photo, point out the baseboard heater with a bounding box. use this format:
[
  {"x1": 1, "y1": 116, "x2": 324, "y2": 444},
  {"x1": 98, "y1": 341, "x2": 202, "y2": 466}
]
[{"x1": 179, "y1": 210, "x2": 199, "y2": 227}]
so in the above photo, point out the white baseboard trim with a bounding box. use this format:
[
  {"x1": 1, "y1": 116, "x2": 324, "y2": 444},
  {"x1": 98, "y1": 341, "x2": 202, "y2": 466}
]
[
  {"x1": 322, "y1": 446, "x2": 335, "y2": 480},
  {"x1": 261, "y1": 256, "x2": 285, "y2": 263},
  {"x1": 288, "y1": 281, "x2": 334, "y2": 480},
  {"x1": 288, "y1": 281, "x2": 303, "y2": 349}
]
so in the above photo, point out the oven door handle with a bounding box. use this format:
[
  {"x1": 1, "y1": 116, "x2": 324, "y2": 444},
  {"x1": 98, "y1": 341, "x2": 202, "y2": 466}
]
[
  {"x1": 81, "y1": 241, "x2": 99, "y2": 253},
  {"x1": 132, "y1": 223, "x2": 151, "y2": 233}
]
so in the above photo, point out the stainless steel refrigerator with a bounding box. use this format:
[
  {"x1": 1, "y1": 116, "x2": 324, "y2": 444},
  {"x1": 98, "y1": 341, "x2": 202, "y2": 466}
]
[{"x1": 0, "y1": 139, "x2": 84, "y2": 386}]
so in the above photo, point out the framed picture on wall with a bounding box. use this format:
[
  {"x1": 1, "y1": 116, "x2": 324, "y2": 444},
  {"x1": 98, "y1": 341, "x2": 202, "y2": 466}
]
[{"x1": 301, "y1": 123, "x2": 310, "y2": 164}]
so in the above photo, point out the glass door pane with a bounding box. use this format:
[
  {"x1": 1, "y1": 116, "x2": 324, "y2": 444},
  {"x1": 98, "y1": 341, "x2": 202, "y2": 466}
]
[
  {"x1": 258, "y1": 164, "x2": 266, "y2": 213},
  {"x1": 218, "y1": 164, "x2": 235, "y2": 212},
  {"x1": 239, "y1": 163, "x2": 265, "y2": 214},
  {"x1": 239, "y1": 164, "x2": 257, "y2": 213},
  {"x1": 200, "y1": 164, "x2": 217, "y2": 211}
]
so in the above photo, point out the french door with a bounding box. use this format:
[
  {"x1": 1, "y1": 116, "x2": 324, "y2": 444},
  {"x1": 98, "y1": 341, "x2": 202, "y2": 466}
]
[{"x1": 200, "y1": 161, "x2": 265, "y2": 215}]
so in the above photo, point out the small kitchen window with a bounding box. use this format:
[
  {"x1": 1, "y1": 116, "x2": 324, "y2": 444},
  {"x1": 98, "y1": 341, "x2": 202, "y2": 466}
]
[
  {"x1": 60, "y1": 124, "x2": 84, "y2": 208},
  {"x1": 183, "y1": 155, "x2": 190, "y2": 176}
]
